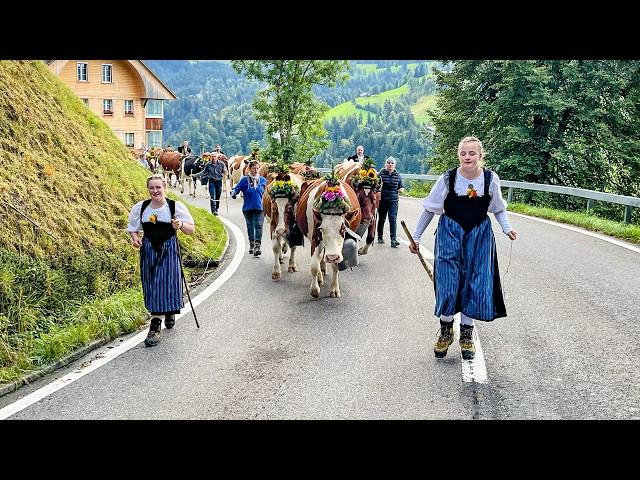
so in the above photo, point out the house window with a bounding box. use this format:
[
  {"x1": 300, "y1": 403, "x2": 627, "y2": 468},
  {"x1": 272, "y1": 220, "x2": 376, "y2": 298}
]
[
  {"x1": 102, "y1": 64, "x2": 112, "y2": 83},
  {"x1": 145, "y1": 99, "x2": 163, "y2": 118},
  {"x1": 80, "y1": 98, "x2": 89, "y2": 106},
  {"x1": 124, "y1": 133, "x2": 135, "y2": 147},
  {"x1": 124, "y1": 100, "x2": 134, "y2": 115},
  {"x1": 146, "y1": 131, "x2": 162, "y2": 148},
  {"x1": 77, "y1": 62, "x2": 88, "y2": 81},
  {"x1": 102, "y1": 99, "x2": 113, "y2": 115}
]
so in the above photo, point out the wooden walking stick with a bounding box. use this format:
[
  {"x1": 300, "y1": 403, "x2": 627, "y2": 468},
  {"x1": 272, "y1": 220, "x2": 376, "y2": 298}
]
[
  {"x1": 401, "y1": 220, "x2": 434, "y2": 283},
  {"x1": 174, "y1": 228, "x2": 200, "y2": 328},
  {"x1": 223, "y1": 174, "x2": 229, "y2": 214}
]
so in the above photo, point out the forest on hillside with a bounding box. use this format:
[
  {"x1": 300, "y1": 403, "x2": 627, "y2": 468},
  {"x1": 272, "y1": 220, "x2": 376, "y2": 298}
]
[{"x1": 145, "y1": 60, "x2": 436, "y2": 172}]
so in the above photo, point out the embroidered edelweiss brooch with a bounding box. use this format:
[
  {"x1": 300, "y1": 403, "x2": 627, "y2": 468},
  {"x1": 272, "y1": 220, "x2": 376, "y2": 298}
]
[
  {"x1": 466, "y1": 184, "x2": 478, "y2": 198},
  {"x1": 149, "y1": 213, "x2": 158, "y2": 223}
]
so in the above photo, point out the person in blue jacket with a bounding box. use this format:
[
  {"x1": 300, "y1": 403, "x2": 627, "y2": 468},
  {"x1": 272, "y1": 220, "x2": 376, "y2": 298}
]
[{"x1": 231, "y1": 160, "x2": 267, "y2": 256}]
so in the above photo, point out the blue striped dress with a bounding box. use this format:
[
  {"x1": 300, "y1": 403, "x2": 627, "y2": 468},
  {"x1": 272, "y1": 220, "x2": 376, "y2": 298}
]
[{"x1": 433, "y1": 168, "x2": 506, "y2": 321}]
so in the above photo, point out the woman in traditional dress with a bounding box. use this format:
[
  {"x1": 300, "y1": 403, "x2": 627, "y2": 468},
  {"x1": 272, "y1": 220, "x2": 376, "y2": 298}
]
[
  {"x1": 410, "y1": 137, "x2": 517, "y2": 360},
  {"x1": 127, "y1": 174, "x2": 195, "y2": 347}
]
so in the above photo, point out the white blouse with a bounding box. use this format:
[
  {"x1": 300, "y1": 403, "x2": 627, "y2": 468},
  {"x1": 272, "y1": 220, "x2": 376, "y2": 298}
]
[
  {"x1": 412, "y1": 169, "x2": 513, "y2": 241},
  {"x1": 127, "y1": 200, "x2": 194, "y2": 232},
  {"x1": 422, "y1": 169, "x2": 508, "y2": 214}
]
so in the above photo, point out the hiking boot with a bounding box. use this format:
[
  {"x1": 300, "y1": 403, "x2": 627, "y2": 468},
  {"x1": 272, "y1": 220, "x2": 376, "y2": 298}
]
[
  {"x1": 145, "y1": 317, "x2": 162, "y2": 347},
  {"x1": 459, "y1": 325, "x2": 476, "y2": 360},
  {"x1": 249, "y1": 240, "x2": 254, "y2": 254},
  {"x1": 164, "y1": 314, "x2": 175, "y2": 329},
  {"x1": 253, "y1": 240, "x2": 262, "y2": 257},
  {"x1": 377, "y1": 237, "x2": 384, "y2": 244},
  {"x1": 390, "y1": 239, "x2": 400, "y2": 248},
  {"x1": 434, "y1": 321, "x2": 454, "y2": 358}
]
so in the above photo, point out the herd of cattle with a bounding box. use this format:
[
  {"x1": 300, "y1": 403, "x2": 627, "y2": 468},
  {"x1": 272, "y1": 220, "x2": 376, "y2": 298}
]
[{"x1": 131, "y1": 148, "x2": 382, "y2": 299}]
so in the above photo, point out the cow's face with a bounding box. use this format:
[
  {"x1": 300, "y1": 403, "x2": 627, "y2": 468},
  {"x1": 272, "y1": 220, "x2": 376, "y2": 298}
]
[
  {"x1": 356, "y1": 187, "x2": 377, "y2": 224},
  {"x1": 316, "y1": 212, "x2": 348, "y2": 264},
  {"x1": 272, "y1": 197, "x2": 289, "y2": 236}
]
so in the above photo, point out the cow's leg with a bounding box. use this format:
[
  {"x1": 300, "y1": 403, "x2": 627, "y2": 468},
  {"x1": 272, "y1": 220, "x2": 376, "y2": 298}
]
[
  {"x1": 358, "y1": 221, "x2": 374, "y2": 255},
  {"x1": 309, "y1": 252, "x2": 321, "y2": 297},
  {"x1": 320, "y1": 258, "x2": 327, "y2": 277},
  {"x1": 272, "y1": 234, "x2": 282, "y2": 280},
  {"x1": 287, "y1": 245, "x2": 298, "y2": 273},
  {"x1": 278, "y1": 236, "x2": 285, "y2": 264},
  {"x1": 180, "y1": 175, "x2": 185, "y2": 194},
  {"x1": 329, "y1": 263, "x2": 341, "y2": 298}
]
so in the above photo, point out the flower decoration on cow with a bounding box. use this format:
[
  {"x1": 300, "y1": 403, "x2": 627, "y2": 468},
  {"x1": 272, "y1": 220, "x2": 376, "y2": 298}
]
[
  {"x1": 268, "y1": 161, "x2": 300, "y2": 200},
  {"x1": 314, "y1": 167, "x2": 352, "y2": 214},
  {"x1": 351, "y1": 157, "x2": 381, "y2": 190}
]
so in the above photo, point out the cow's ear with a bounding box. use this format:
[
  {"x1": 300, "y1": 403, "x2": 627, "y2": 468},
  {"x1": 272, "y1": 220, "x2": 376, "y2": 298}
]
[{"x1": 345, "y1": 208, "x2": 359, "y2": 223}]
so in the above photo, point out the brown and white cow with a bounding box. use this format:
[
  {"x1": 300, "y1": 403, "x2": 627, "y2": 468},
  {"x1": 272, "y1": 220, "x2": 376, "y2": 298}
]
[
  {"x1": 263, "y1": 173, "x2": 304, "y2": 280},
  {"x1": 228, "y1": 155, "x2": 251, "y2": 189},
  {"x1": 336, "y1": 160, "x2": 380, "y2": 255},
  {"x1": 295, "y1": 179, "x2": 361, "y2": 298},
  {"x1": 157, "y1": 148, "x2": 183, "y2": 190}
]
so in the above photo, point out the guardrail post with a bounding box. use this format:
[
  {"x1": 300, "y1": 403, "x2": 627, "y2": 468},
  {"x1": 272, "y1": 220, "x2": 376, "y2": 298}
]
[
  {"x1": 507, "y1": 187, "x2": 513, "y2": 203},
  {"x1": 624, "y1": 206, "x2": 633, "y2": 224},
  {"x1": 587, "y1": 199, "x2": 594, "y2": 214}
]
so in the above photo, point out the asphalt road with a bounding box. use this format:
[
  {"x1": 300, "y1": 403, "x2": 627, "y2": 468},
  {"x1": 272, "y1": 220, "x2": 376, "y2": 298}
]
[{"x1": 2, "y1": 183, "x2": 639, "y2": 419}]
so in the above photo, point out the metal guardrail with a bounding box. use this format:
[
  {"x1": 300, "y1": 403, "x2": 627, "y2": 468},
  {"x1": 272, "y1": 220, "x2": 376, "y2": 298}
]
[{"x1": 317, "y1": 168, "x2": 638, "y2": 224}]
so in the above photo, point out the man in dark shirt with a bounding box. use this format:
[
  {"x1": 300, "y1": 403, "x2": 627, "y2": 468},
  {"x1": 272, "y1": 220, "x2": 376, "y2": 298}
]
[
  {"x1": 347, "y1": 145, "x2": 369, "y2": 162},
  {"x1": 377, "y1": 156, "x2": 405, "y2": 247},
  {"x1": 194, "y1": 153, "x2": 228, "y2": 215}
]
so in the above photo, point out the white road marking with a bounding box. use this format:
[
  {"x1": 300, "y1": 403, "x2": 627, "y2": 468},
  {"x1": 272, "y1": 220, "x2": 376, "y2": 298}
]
[
  {"x1": 397, "y1": 239, "x2": 489, "y2": 384},
  {"x1": 0, "y1": 217, "x2": 244, "y2": 420}
]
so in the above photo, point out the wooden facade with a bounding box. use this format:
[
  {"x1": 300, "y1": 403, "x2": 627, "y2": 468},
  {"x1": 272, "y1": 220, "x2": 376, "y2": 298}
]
[{"x1": 46, "y1": 60, "x2": 176, "y2": 149}]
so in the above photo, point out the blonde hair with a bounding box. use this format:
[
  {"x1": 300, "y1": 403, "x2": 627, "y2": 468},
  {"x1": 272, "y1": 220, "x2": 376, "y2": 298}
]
[
  {"x1": 146, "y1": 173, "x2": 166, "y2": 187},
  {"x1": 458, "y1": 136, "x2": 485, "y2": 167}
]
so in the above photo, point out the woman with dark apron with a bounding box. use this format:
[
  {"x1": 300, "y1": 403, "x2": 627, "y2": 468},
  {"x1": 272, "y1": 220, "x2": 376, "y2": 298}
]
[
  {"x1": 410, "y1": 137, "x2": 517, "y2": 360},
  {"x1": 127, "y1": 174, "x2": 195, "y2": 347}
]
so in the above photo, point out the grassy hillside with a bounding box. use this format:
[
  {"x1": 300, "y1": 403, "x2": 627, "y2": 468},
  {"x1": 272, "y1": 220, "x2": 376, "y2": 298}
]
[
  {"x1": 0, "y1": 61, "x2": 226, "y2": 384},
  {"x1": 325, "y1": 84, "x2": 410, "y2": 123},
  {"x1": 411, "y1": 92, "x2": 438, "y2": 124}
]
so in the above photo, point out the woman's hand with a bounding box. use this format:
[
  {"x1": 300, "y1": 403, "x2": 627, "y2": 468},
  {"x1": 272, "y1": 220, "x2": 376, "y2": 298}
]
[
  {"x1": 130, "y1": 234, "x2": 142, "y2": 249},
  {"x1": 507, "y1": 229, "x2": 517, "y2": 240},
  {"x1": 409, "y1": 242, "x2": 420, "y2": 254},
  {"x1": 171, "y1": 218, "x2": 183, "y2": 231}
]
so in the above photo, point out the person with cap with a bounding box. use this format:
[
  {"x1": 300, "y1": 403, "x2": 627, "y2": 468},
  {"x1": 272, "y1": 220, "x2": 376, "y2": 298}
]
[{"x1": 377, "y1": 156, "x2": 404, "y2": 247}]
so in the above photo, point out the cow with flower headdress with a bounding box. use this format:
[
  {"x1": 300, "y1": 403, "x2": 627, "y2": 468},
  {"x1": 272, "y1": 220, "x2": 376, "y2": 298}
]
[
  {"x1": 340, "y1": 157, "x2": 381, "y2": 255},
  {"x1": 263, "y1": 164, "x2": 304, "y2": 280},
  {"x1": 294, "y1": 171, "x2": 361, "y2": 298}
]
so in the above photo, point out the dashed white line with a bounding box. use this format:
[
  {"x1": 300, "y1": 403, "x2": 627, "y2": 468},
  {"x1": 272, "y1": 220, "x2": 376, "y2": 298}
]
[{"x1": 397, "y1": 238, "x2": 489, "y2": 384}]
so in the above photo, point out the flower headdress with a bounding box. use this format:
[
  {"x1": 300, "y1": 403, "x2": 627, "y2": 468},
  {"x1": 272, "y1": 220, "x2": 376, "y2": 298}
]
[
  {"x1": 313, "y1": 165, "x2": 352, "y2": 214},
  {"x1": 268, "y1": 161, "x2": 300, "y2": 199},
  {"x1": 351, "y1": 157, "x2": 381, "y2": 190}
]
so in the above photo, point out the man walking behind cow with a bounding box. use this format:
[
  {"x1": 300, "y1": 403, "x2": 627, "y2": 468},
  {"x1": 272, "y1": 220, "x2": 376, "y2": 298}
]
[
  {"x1": 194, "y1": 153, "x2": 228, "y2": 216},
  {"x1": 377, "y1": 156, "x2": 405, "y2": 247}
]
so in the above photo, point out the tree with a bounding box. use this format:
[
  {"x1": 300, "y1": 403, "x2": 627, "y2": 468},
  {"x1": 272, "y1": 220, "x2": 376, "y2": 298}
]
[
  {"x1": 429, "y1": 60, "x2": 640, "y2": 197},
  {"x1": 231, "y1": 60, "x2": 349, "y2": 163}
]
